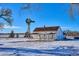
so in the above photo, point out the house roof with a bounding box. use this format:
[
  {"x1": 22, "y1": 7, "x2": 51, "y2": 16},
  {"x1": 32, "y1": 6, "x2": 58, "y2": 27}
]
[
  {"x1": 33, "y1": 26, "x2": 60, "y2": 32},
  {"x1": 65, "y1": 32, "x2": 79, "y2": 36}
]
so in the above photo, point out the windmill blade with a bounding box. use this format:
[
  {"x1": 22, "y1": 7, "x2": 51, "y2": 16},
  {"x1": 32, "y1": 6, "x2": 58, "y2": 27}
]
[{"x1": 31, "y1": 20, "x2": 35, "y2": 23}]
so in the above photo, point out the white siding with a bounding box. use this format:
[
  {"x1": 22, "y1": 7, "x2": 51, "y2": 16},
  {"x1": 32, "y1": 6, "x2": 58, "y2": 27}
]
[
  {"x1": 31, "y1": 34, "x2": 39, "y2": 39},
  {"x1": 31, "y1": 33, "x2": 54, "y2": 40},
  {"x1": 54, "y1": 27, "x2": 64, "y2": 40}
]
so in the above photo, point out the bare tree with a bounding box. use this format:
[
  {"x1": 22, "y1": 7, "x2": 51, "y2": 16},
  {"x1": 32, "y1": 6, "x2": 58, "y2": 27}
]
[
  {"x1": 0, "y1": 8, "x2": 13, "y2": 29},
  {"x1": 69, "y1": 4, "x2": 74, "y2": 19},
  {"x1": 69, "y1": 3, "x2": 79, "y2": 20}
]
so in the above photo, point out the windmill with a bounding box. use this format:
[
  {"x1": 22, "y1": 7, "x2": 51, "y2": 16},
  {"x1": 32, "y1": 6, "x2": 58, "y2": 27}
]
[
  {"x1": 26, "y1": 18, "x2": 35, "y2": 33},
  {"x1": 20, "y1": 3, "x2": 41, "y2": 38},
  {"x1": 24, "y1": 18, "x2": 35, "y2": 38}
]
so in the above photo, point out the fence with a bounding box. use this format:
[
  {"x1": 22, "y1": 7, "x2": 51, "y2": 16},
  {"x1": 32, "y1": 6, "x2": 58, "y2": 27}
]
[{"x1": 0, "y1": 33, "x2": 55, "y2": 41}]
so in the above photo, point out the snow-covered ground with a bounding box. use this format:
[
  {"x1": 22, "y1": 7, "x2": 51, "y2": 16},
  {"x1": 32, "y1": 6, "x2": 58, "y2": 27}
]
[{"x1": 0, "y1": 38, "x2": 79, "y2": 56}]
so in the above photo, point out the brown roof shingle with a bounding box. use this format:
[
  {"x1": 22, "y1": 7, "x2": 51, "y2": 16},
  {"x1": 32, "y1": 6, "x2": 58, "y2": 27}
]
[{"x1": 33, "y1": 26, "x2": 59, "y2": 32}]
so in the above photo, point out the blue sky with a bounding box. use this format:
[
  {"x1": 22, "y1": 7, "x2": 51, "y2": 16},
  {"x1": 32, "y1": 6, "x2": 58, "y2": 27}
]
[{"x1": 0, "y1": 3, "x2": 79, "y2": 33}]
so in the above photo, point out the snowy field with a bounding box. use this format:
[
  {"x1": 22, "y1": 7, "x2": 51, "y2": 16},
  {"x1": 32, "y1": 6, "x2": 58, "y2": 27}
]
[{"x1": 0, "y1": 38, "x2": 79, "y2": 56}]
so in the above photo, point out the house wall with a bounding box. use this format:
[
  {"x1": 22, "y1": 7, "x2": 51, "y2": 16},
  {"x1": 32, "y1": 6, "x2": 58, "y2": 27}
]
[
  {"x1": 66, "y1": 36, "x2": 74, "y2": 39},
  {"x1": 54, "y1": 27, "x2": 64, "y2": 40},
  {"x1": 31, "y1": 33, "x2": 55, "y2": 40},
  {"x1": 31, "y1": 34, "x2": 39, "y2": 39}
]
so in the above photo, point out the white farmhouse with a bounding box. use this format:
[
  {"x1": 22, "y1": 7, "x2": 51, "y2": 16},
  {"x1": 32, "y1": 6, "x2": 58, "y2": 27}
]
[{"x1": 32, "y1": 26, "x2": 64, "y2": 40}]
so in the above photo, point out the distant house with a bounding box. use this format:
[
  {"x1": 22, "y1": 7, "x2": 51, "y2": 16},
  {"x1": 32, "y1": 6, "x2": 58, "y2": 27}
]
[
  {"x1": 32, "y1": 26, "x2": 64, "y2": 40},
  {"x1": 65, "y1": 32, "x2": 79, "y2": 39}
]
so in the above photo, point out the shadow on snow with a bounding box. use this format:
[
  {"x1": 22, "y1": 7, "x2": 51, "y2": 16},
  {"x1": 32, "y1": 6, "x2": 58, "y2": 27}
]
[{"x1": 0, "y1": 46, "x2": 79, "y2": 56}]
